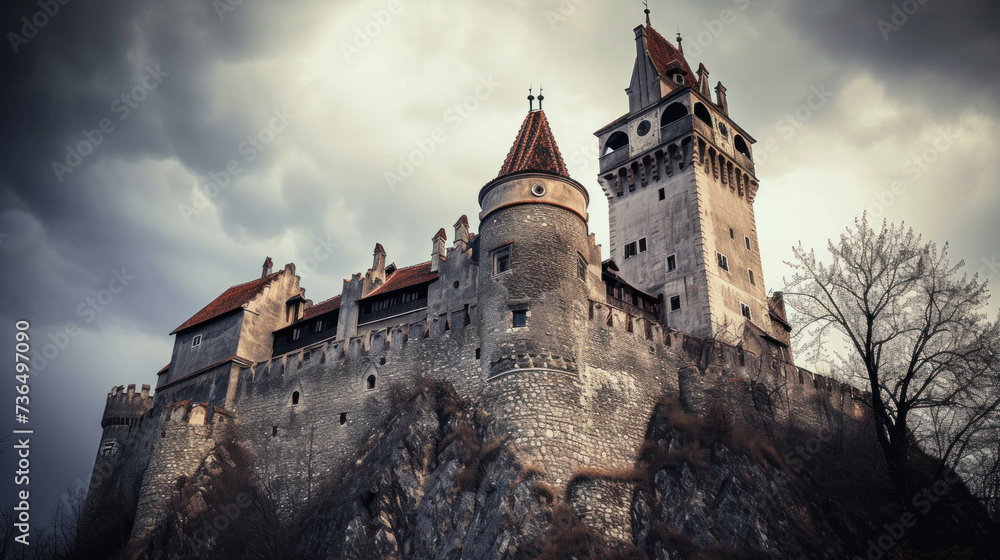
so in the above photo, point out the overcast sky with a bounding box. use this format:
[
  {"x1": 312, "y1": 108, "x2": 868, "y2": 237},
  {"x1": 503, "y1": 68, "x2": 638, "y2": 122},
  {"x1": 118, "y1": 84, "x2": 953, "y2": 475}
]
[{"x1": 1, "y1": 0, "x2": 998, "y2": 526}]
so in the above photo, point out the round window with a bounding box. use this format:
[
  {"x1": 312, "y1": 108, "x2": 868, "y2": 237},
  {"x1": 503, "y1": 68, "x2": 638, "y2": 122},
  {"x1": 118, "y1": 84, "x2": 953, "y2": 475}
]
[
  {"x1": 718, "y1": 122, "x2": 728, "y2": 137},
  {"x1": 531, "y1": 184, "x2": 546, "y2": 197},
  {"x1": 637, "y1": 120, "x2": 651, "y2": 136}
]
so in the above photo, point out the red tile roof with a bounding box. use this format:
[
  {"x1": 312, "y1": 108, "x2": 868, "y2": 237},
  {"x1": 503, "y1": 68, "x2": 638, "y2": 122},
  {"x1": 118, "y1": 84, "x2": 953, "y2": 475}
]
[
  {"x1": 170, "y1": 271, "x2": 283, "y2": 334},
  {"x1": 497, "y1": 110, "x2": 569, "y2": 179},
  {"x1": 157, "y1": 363, "x2": 170, "y2": 375},
  {"x1": 303, "y1": 295, "x2": 342, "y2": 320},
  {"x1": 361, "y1": 261, "x2": 438, "y2": 300},
  {"x1": 644, "y1": 25, "x2": 697, "y2": 87}
]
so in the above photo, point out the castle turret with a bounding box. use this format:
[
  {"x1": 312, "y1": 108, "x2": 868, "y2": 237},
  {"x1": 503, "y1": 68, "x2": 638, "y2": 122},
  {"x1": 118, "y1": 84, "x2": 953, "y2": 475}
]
[
  {"x1": 477, "y1": 103, "x2": 601, "y2": 487},
  {"x1": 81, "y1": 384, "x2": 154, "y2": 534}
]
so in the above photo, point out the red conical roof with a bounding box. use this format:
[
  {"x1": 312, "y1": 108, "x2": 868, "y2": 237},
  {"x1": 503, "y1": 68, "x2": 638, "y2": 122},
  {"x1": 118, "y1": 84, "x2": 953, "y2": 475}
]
[
  {"x1": 497, "y1": 110, "x2": 569, "y2": 179},
  {"x1": 644, "y1": 25, "x2": 697, "y2": 86}
]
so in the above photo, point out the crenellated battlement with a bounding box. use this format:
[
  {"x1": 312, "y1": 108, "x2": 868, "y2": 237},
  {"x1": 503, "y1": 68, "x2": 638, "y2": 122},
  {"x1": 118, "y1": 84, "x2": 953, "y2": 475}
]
[
  {"x1": 159, "y1": 400, "x2": 235, "y2": 426},
  {"x1": 101, "y1": 383, "x2": 154, "y2": 429}
]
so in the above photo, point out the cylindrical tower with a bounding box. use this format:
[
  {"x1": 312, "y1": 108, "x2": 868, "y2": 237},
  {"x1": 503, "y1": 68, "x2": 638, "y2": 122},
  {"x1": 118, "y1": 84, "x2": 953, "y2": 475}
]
[{"x1": 477, "y1": 107, "x2": 596, "y2": 487}]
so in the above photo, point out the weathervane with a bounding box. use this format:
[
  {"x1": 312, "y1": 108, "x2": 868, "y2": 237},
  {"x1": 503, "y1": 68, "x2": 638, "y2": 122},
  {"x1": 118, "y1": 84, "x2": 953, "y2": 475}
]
[
  {"x1": 538, "y1": 86, "x2": 544, "y2": 110},
  {"x1": 528, "y1": 85, "x2": 535, "y2": 111},
  {"x1": 644, "y1": 0, "x2": 651, "y2": 26}
]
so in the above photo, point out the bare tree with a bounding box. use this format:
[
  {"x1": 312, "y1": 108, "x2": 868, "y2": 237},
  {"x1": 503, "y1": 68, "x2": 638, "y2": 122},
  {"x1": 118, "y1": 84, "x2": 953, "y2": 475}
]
[{"x1": 783, "y1": 216, "x2": 1000, "y2": 498}]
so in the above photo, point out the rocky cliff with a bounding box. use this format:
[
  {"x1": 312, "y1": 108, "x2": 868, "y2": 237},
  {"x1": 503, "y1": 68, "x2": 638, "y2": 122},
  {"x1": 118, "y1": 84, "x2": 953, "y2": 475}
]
[{"x1": 67, "y1": 373, "x2": 996, "y2": 560}]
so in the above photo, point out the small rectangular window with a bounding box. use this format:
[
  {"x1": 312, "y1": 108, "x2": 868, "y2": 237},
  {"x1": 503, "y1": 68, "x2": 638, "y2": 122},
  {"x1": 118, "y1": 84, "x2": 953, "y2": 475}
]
[
  {"x1": 740, "y1": 303, "x2": 752, "y2": 320},
  {"x1": 493, "y1": 245, "x2": 511, "y2": 275},
  {"x1": 577, "y1": 253, "x2": 587, "y2": 280},
  {"x1": 669, "y1": 295, "x2": 681, "y2": 312},
  {"x1": 272, "y1": 426, "x2": 278, "y2": 437},
  {"x1": 717, "y1": 253, "x2": 729, "y2": 271},
  {"x1": 729, "y1": 228, "x2": 735, "y2": 239},
  {"x1": 658, "y1": 188, "x2": 665, "y2": 201},
  {"x1": 512, "y1": 309, "x2": 527, "y2": 328},
  {"x1": 316, "y1": 320, "x2": 325, "y2": 331},
  {"x1": 99, "y1": 441, "x2": 115, "y2": 456},
  {"x1": 339, "y1": 413, "x2": 347, "y2": 425},
  {"x1": 748, "y1": 270, "x2": 755, "y2": 285},
  {"x1": 292, "y1": 328, "x2": 301, "y2": 341},
  {"x1": 624, "y1": 241, "x2": 637, "y2": 259},
  {"x1": 745, "y1": 236, "x2": 752, "y2": 251},
  {"x1": 638, "y1": 238, "x2": 647, "y2": 253},
  {"x1": 191, "y1": 334, "x2": 202, "y2": 348},
  {"x1": 666, "y1": 254, "x2": 677, "y2": 272}
]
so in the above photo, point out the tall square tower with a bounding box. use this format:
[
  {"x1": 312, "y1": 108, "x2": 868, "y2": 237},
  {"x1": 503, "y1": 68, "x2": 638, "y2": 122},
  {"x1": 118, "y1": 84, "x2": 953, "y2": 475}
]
[{"x1": 595, "y1": 22, "x2": 779, "y2": 344}]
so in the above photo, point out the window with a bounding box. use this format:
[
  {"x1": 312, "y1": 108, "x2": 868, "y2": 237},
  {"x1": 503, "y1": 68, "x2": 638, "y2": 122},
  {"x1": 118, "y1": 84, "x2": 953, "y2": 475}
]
[
  {"x1": 740, "y1": 303, "x2": 752, "y2": 320},
  {"x1": 99, "y1": 441, "x2": 115, "y2": 457},
  {"x1": 669, "y1": 296, "x2": 681, "y2": 312},
  {"x1": 512, "y1": 310, "x2": 527, "y2": 328},
  {"x1": 604, "y1": 131, "x2": 629, "y2": 154},
  {"x1": 624, "y1": 241, "x2": 637, "y2": 259},
  {"x1": 292, "y1": 328, "x2": 301, "y2": 341},
  {"x1": 475, "y1": 348, "x2": 481, "y2": 360},
  {"x1": 316, "y1": 320, "x2": 325, "y2": 332},
  {"x1": 492, "y1": 245, "x2": 511, "y2": 275},
  {"x1": 658, "y1": 188, "x2": 665, "y2": 201},
  {"x1": 694, "y1": 102, "x2": 712, "y2": 126},
  {"x1": 666, "y1": 254, "x2": 677, "y2": 272},
  {"x1": 367, "y1": 375, "x2": 376, "y2": 390},
  {"x1": 748, "y1": 270, "x2": 755, "y2": 285},
  {"x1": 578, "y1": 253, "x2": 587, "y2": 280},
  {"x1": 191, "y1": 334, "x2": 202, "y2": 348},
  {"x1": 729, "y1": 228, "x2": 735, "y2": 239},
  {"x1": 660, "y1": 102, "x2": 688, "y2": 127},
  {"x1": 717, "y1": 252, "x2": 729, "y2": 271},
  {"x1": 271, "y1": 426, "x2": 278, "y2": 437},
  {"x1": 734, "y1": 135, "x2": 752, "y2": 159},
  {"x1": 291, "y1": 391, "x2": 300, "y2": 405},
  {"x1": 624, "y1": 238, "x2": 647, "y2": 259},
  {"x1": 339, "y1": 412, "x2": 347, "y2": 425},
  {"x1": 745, "y1": 236, "x2": 752, "y2": 250}
]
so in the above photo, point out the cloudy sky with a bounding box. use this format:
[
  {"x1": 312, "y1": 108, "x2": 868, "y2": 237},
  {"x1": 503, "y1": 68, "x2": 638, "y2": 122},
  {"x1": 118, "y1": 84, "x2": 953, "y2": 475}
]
[{"x1": 1, "y1": 0, "x2": 998, "y2": 524}]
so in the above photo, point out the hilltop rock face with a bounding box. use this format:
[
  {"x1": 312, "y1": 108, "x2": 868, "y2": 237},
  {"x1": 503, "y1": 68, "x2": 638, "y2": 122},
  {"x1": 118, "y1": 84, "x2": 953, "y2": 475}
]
[{"x1": 82, "y1": 379, "x2": 994, "y2": 560}]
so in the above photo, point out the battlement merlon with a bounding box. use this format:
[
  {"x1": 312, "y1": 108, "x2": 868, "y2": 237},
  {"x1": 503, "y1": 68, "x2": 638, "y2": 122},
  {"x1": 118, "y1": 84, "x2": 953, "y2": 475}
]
[{"x1": 101, "y1": 384, "x2": 154, "y2": 429}]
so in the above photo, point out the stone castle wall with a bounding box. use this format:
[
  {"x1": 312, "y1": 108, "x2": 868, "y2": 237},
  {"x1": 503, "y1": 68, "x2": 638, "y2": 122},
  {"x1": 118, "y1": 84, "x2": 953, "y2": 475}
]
[{"x1": 90, "y1": 292, "x2": 872, "y2": 551}]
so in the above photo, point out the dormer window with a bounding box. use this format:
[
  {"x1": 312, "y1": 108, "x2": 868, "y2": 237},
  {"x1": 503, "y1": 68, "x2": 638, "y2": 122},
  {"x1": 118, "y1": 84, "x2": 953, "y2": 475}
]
[{"x1": 191, "y1": 334, "x2": 202, "y2": 348}]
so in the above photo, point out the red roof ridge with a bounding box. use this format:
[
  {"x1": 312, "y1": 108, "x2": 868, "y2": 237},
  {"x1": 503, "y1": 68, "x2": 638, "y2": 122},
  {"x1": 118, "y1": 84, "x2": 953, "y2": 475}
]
[
  {"x1": 361, "y1": 260, "x2": 437, "y2": 300},
  {"x1": 170, "y1": 270, "x2": 285, "y2": 334},
  {"x1": 497, "y1": 110, "x2": 569, "y2": 179},
  {"x1": 644, "y1": 24, "x2": 697, "y2": 87}
]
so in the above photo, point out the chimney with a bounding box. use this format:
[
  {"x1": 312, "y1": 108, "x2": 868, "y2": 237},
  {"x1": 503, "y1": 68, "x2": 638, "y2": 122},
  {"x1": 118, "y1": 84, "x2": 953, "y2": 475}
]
[
  {"x1": 715, "y1": 82, "x2": 729, "y2": 115},
  {"x1": 262, "y1": 256, "x2": 273, "y2": 278},
  {"x1": 372, "y1": 243, "x2": 386, "y2": 275},
  {"x1": 453, "y1": 215, "x2": 470, "y2": 252},
  {"x1": 697, "y1": 63, "x2": 711, "y2": 97},
  {"x1": 431, "y1": 229, "x2": 447, "y2": 272}
]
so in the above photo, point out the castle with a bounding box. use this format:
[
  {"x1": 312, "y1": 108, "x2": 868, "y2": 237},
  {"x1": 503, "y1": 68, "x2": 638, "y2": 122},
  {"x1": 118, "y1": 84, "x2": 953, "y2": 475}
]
[{"x1": 84, "y1": 18, "x2": 862, "y2": 550}]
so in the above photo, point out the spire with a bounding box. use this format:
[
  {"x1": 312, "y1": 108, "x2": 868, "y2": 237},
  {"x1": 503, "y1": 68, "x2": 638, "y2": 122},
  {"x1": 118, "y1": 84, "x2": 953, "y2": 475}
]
[
  {"x1": 497, "y1": 108, "x2": 569, "y2": 180},
  {"x1": 528, "y1": 85, "x2": 535, "y2": 111},
  {"x1": 644, "y1": 0, "x2": 651, "y2": 26}
]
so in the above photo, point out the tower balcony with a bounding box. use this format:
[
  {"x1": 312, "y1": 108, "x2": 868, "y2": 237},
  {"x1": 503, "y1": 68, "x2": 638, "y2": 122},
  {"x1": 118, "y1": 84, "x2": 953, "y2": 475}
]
[{"x1": 599, "y1": 144, "x2": 630, "y2": 172}]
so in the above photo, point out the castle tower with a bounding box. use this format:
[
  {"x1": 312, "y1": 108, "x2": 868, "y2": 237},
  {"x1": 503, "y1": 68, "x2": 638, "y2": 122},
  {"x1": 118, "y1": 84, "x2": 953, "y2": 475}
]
[
  {"x1": 81, "y1": 384, "x2": 154, "y2": 530},
  {"x1": 477, "y1": 103, "x2": 603, "y2": 486},
  {"x1": 594, "y1": 21, "x2": 770, "y2": 342}
]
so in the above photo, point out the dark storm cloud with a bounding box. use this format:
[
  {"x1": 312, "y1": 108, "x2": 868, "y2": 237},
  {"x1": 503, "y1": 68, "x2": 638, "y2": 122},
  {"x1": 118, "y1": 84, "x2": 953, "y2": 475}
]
[{"x1": 782, "y1": 0, "x2": 1000, "y2": 112}]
